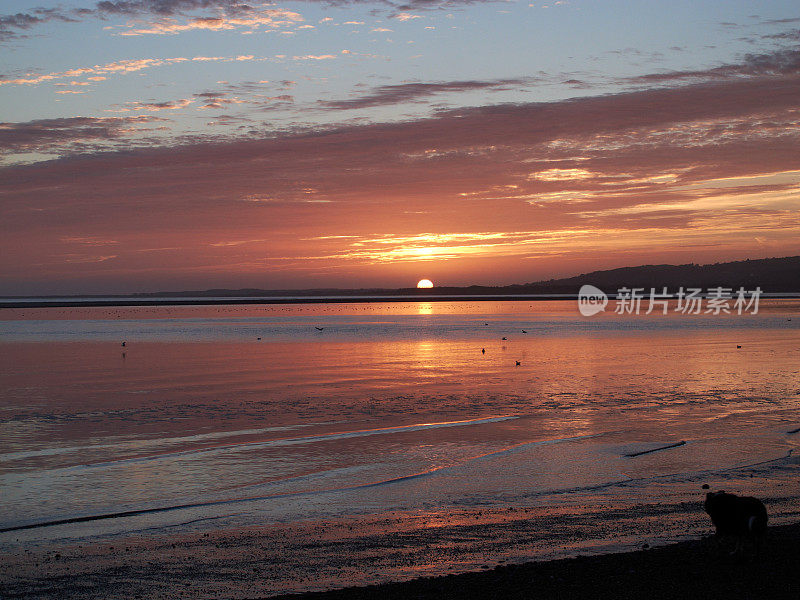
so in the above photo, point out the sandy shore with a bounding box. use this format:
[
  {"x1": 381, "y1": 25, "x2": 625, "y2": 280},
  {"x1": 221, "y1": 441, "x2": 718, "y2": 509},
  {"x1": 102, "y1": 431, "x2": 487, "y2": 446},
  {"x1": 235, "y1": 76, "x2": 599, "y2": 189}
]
[
  {"x1": 2, "y1": 498, "x2": 798, "y2": 599},
  {"x1": 3, "y1": 522, "x2": 798, "y2": 599},
  {"x1": 275, "y1": 523, "x2": 800, "y2": 600}
]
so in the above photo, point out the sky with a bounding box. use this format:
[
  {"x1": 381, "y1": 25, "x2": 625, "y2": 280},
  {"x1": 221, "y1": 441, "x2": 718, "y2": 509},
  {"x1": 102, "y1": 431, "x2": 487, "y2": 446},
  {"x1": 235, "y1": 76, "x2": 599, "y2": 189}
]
[{"x1": 1, "y1": 0, "x2": 799, "y2": 295}]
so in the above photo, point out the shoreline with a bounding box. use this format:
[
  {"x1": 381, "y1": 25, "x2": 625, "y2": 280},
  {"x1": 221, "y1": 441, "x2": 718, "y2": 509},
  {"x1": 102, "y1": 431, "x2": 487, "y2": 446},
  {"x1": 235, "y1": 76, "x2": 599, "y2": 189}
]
[
  {"x1": 2, "y1": 522, "x2": 798, "y2": 599},
  {"x1": 2, "y1": 493, "x2": 798, "y2": 599},
  {"x1": 2, "y1": 294, "x2": 575, "y2": 309},
  {"x1": 3, "y1": 293, "x2": 799, "y2": 309},
  {"x1": 272, "y1": 523, "x2": 800, "y2": 600}
]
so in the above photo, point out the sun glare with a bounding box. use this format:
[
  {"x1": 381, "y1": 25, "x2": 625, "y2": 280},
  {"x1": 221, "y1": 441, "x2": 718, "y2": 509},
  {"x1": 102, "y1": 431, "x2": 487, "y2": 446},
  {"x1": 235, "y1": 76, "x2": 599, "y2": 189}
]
[{"x1": 417, "y1": 279, "x2": 434, "y2": 288}]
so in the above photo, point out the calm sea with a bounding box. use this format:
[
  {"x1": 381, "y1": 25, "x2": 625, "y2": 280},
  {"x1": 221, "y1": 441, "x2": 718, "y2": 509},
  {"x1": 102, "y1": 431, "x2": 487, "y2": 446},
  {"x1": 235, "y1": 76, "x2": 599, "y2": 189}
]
[{"x1": 1, "y1": 300, "x2": 799, "y2": 549}]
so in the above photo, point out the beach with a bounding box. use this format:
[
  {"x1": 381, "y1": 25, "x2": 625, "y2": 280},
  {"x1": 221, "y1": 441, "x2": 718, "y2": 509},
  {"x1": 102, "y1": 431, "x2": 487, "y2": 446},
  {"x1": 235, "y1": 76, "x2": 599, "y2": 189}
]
[
  {"x1": 2, "y1": 515, "x2": 799, "y2": 599},
  {"x1": 276, "y1": 523, "x2": 800, "y2": 600},
  {"x1": 6, "y1": 0, "x2": 800, "y2": 594},
  {"x1": 1, "y1": 300, "x2": 799, "y2": 597}
]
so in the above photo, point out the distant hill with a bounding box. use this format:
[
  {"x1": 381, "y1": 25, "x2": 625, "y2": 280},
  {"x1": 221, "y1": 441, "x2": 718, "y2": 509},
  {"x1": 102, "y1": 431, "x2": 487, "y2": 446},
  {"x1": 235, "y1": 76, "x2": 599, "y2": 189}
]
[
  {"x1": 3, "y1": 256, "x2": 798, "y2": 307},
  {"x1": 140, "y1": 255, "x2": 800, "y2": 297},
  {"x1": 511, "y1": 256, "x2": 800, "y2": 295}
]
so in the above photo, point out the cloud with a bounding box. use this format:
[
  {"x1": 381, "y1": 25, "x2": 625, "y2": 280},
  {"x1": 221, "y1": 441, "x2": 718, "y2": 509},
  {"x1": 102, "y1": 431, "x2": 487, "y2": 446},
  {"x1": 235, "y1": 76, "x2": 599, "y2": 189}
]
[
  {"x1": 0, "y1": 55, "x2": 256, "y2": 87},
  {"x1": 529, "y1": 168, "x2": 595, "y2": 182},
  {"x1": 189, "y1": 80, "x2": 297, "y2": 110},
  {"x1": 194, "y1": 91, "x2": 246, "y2": 109},
  {"x1": 0, "y1": 12, "x2": 44, "y2": 40},
  {"x1": 2, "y1": 47, "x2": 800, "y2": 291},
  {"x1": 1, "y1": 2, "x2": 280, "y2": 40},
  {"x1": 258, "y1": 94, "x2": 294, "y2": 105},
  {"x1": 392, "y1": 12, "x2": 423, "y2": 21},
  {"x1": 759, "y1": 17, "x2": 800, "y2": 26},
  {"x1": 319, "y1": 77, "x2": 534, "y2": 109},
  {"x1": 763, "y1": 29, "x2": 800, "y2": 42},
  {"x1": 94, "y1": 1, "x2": 248, "y2": 16},
  {"x1": 63, "y1": 254, "x2": 118, "y2": 264},
  {"x1": 293, "y1": 54, "x2": 336, "y2": 60},
  {"x1": 0, "y1": 8, "x2": 78, "y2": 41},
  {"x1": 0, "y1": 115, "x2": 167, "y2": 156},
  {"x1": 118, "y1": 8, "x2": 303, "y2": 36},
  {"x1": 1, "y1": 58, "x2": 178, "y2": 86},
  {"x1": 624, "y1": 48, "x2": 800, "y2": 84},
  {"x1": 61, "y1": 236, "x2": 120, "y2": 246},
  {"x1": 0, "y1": 0, "x2": 469, "y2": 41},
  {"x1": 129, "y1": 98, "x2": 194, "y2": 111}
]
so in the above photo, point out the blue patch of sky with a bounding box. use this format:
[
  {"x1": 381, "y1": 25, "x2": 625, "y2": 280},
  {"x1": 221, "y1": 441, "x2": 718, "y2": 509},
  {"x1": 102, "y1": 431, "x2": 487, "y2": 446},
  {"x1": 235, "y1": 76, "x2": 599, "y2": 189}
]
[{"x1": 1, "y1": 1, "x2": 798, "y2": 133}]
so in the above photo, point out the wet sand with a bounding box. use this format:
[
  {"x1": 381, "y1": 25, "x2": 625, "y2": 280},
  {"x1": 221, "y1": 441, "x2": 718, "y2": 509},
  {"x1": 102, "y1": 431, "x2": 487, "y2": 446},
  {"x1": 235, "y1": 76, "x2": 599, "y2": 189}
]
[
  {"x1": 277, "y1": 523, "x2": 800, "y2": 600},
  {"x1": 2, "y1": 497, "x2": 799, "y2": 600}
]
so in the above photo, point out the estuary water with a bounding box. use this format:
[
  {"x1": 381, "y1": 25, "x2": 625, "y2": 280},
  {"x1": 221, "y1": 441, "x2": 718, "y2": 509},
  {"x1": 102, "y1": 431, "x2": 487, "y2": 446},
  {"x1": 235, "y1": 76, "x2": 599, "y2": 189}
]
[{"x1": 1, "y1": 300, "x2": 799, "y2": 554}]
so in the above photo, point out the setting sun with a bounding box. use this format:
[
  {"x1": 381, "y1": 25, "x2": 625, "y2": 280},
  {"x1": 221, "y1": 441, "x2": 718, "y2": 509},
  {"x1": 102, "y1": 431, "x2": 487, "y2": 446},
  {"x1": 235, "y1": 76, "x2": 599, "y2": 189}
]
[{"x1": 416, "y1": 279, "x2": 434, "y2": 289}]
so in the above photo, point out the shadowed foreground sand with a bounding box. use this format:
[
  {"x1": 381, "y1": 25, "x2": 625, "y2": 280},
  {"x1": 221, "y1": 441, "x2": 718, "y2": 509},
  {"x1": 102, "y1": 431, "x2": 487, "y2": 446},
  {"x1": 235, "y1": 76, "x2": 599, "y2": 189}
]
[
  {"x1": 275, "y1": 523, "x2": 800, "y2": 600},
  {"x1": 2, "y1": 522, "x2": 798, "y2": 599}
]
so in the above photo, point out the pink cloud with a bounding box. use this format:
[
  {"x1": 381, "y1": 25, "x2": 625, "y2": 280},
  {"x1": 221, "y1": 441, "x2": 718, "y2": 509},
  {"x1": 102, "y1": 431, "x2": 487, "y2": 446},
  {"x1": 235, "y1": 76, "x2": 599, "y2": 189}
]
[
  {"x1": 129, "y1": 99, "x2": 194, "y2": 111},
  {"x1": 0, "y1": 115, "x2": 168, "y2": 156}
]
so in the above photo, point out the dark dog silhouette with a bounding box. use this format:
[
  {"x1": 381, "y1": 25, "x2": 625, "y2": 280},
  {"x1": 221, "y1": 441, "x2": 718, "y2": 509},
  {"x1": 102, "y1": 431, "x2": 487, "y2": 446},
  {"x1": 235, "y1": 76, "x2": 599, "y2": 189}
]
[{"x1": 704, "y1": 491, "x2": 767, "y2": 556}]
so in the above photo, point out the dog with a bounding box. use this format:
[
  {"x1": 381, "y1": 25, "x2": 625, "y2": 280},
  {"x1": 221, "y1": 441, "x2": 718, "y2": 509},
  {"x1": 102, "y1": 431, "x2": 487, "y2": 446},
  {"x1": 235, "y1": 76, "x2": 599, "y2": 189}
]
[{"x1": 704, "y1": 490, "x2": 768, "y2": 557}]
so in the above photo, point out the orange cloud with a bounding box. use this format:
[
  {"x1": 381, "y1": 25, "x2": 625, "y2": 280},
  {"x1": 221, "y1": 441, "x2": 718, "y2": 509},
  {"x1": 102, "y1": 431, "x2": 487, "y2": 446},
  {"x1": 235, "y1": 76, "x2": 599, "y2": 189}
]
[
  {"x1": 118, "y1": 9, "x2": 304, "y2": 36},
  {"x1": 2, "y1": 65, "x2": 799, "y2": 292},
  {"x1": 0, "y1": 55, "x2": 258, "y2": 87},
  {"x1": 392, "y1": 13, "x2": 423, "y2": 21}
]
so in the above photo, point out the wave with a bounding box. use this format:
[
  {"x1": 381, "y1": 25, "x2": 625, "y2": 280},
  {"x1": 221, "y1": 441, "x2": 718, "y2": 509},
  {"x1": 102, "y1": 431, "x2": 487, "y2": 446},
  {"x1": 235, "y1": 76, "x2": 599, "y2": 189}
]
[
  {"x1": 5, "y1": 432, "x2": 791, "y2": 535},
  {"x1": 59, "y1": 415, "x2": 520, "y2": 471},
  {"x1": 0, "y1": 428, "x2": 594, "y2": 534},
  {"x1": 0, "y1": 421, "x2": 340, "y2": 464}
]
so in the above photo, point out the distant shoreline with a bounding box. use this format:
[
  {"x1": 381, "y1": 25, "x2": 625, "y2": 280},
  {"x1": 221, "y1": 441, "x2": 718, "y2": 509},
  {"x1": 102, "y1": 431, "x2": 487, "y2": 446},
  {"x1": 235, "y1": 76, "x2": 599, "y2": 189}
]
[
  {"x1": 0, "y1": 294, "x2": 575, "y2": 308},
  {"x1": 4, "y1": 255, "x2": 799, "y2": 305},
  {"x1": 2, "y1": 292, "x2": 799, "y2": 309}
]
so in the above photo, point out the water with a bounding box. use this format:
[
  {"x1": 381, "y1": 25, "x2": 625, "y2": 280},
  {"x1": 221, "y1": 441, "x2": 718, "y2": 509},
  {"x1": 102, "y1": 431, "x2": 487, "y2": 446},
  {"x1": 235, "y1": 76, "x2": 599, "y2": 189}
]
[{"x1": 1, "y1": 300, "x2": 799, "y2": 552}]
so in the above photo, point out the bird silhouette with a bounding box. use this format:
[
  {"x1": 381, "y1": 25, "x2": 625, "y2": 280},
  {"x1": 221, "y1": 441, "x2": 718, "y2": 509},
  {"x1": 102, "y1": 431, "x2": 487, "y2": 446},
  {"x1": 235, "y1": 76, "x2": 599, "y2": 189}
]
[
  {"x1": 315, "y1": 327, "x2": 324, "y2": 331},
  {"x1": 502, "y1": 337, "x2": 507, "y2": 340},
  {"x1": 515, "y1": 361, "x2": 521, "y2": 366},
  {"x1": 481, "y1": 348, "x2": 485, "y2": 354}
]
